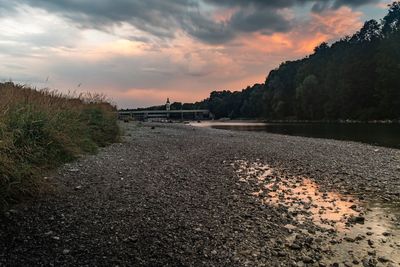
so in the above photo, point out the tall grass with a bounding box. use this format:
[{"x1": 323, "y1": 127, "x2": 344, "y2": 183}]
[{"x1": 0, "y1": 82, "x2": 119, "y2": 207}]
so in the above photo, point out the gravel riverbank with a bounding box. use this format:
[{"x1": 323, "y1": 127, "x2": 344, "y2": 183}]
[{"x1": 1, "y1": 122, "x2": 399, "y2": 266}]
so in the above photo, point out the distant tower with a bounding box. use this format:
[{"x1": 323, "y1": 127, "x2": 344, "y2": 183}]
[{"x1": 166, "y1": 98, "x2": 171, "y2": 111}]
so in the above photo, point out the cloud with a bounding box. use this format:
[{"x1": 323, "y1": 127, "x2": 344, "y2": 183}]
[
  {"x1": 0, "y1": 0, "x2": 387, "y2": 108},
  {"x1": 15, "y1": 0, "x2": 294, "y2": 44},
  {"x1": 0, "y1": 0, "x2": 382, "y2": 45},
  {"x1": 332, "y1": 0, "x2": 381, "y2": 9},
  {"x1": 312, "y1": 0, "x2": 381, "y2": 12}
]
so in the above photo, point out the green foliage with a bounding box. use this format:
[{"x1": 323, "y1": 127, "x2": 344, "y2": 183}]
[{"x1": 0, "y1": 83, "x2": 119, "y2": 207}]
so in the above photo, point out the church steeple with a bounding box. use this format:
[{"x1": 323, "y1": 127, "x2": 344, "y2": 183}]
[{"x1": 166, "y1": 98, "x2": 171, "y2": 111}]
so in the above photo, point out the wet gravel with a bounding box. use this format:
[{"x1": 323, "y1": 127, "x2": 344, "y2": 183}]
[{"x1": 0, "y1": 122, "x2": 399, "y2": 266}]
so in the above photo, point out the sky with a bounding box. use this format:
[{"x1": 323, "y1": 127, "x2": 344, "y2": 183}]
[{"x1": 0, "y1": 0, "x2": 392, "y2": 108}]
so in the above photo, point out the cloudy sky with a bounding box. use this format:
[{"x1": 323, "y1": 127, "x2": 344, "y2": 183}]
[{"x1": 0, "y1": 0, "x2": 391, "y2": 108}]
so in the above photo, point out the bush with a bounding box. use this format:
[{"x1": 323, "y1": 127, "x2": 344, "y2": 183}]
[{"x1": 0, "y1": 83, "x2": 119, "y2": 207}]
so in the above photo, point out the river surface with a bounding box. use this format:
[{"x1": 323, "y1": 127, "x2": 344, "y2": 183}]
[{"x1": 191, "y1": 121, "x2": 400, "y2": 149}]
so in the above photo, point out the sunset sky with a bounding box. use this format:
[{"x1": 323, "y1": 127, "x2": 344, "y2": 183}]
[{"x1": 0, "y1": 0, "x2": 391, "y2": 108}]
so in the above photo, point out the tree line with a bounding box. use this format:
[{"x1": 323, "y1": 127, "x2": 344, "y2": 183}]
[{"x1": 135, "y1": 2, "x2": 400, "y2": 121}]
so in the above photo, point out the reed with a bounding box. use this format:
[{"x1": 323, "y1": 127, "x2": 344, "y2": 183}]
[{"x1": 0, "y1": 82, "x2": 119, "y2": 207}]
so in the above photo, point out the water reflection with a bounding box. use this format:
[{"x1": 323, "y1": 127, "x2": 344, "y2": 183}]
[
  {"x1": 192, "y1": 121, "x2": 400, "y2": 149},
  {"x1": 233, "y1": 160, "x2": 400, "y2": 265},
  {"x1": 234, "y1": 160, "x2": 360, "y2": 230}
]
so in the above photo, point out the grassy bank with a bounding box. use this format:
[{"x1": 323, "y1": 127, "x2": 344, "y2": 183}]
[{"x1": 0, "y1": 82, "x2": 119, "y2": 207}]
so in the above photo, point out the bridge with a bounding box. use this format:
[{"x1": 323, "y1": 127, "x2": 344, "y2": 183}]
[{"x1": 118, "y1": 109, "x2": 213, "y2": 121}]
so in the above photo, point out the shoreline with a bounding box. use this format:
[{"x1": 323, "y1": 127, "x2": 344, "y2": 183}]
[
  {"x1": 1, "y1": 122, "x2": 399, "y2": 266},
  {"x1": 201, "y1": 118, "x2": 400, "y2": 124}
]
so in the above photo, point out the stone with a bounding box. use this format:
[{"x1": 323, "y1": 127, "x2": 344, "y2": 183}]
[
  {"x1": 349, "y1": 216, "x2": 365, "y2": 224},
  {"x1": 382, "y1": 231, "x2": 391, "y2": 237},
  {"x1": 377, "y1": 256, "x2": 390, "y2": 263},
  {"x1": 302, "y1": 256, "x2": 313, "y2": 263},
  {"x1": 344, "y1": 237, "x2": 355, "y2": 242},
  {"x1": 289, "y1": 243, "x2": 302, "y2": 250}
]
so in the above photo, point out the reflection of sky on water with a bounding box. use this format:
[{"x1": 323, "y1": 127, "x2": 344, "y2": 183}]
[
  {"x1": 234, "y1": 160, "x2": 400, "y2": 265},
  {"x1": 263, "y1": 178, "x2": 360, "y2": 230},
  {"x1": 235, "y1": 160, "x2": 360, "y2": 230}
]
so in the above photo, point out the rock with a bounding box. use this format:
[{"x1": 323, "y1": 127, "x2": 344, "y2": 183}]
[
  {"x1": 349, "y1": 216, "x2": 365, "y2": 224},
  {"x1": 44, "y1": 231, "x2": 53, "y2": 236},
  {"x1": 302, "y1": 256, "x2": 313, "y2": 263},
  {"x1": 277, "y1": 251, "x2": 287, "y2": 257},
  {"x1": 344, "y1": 237, "x2": 355, "y2": 242},
  {"x1": 289, "y1": 243, "x2": 302, "y2": 250},
  {"x1": 377, "y1": 256, "x2": 390, "y2": 263},
  {"x1": 8, "y1": 209, "x2": 18, "y2": 215},
  {"x1": 362, "y1": 256, "x2": 377, "y2": 267}
]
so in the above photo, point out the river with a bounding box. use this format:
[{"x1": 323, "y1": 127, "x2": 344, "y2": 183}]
[{"x1": 191, "y1": 121, "x2": 400, "y2": 149}]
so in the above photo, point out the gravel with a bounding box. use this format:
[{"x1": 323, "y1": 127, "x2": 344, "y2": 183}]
[{"x1": 0, "y1": 122, "x2": 399, "y2": 266}]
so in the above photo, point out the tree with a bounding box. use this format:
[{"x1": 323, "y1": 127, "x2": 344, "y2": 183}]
[
  {"x1": 296, "y1": 75, "x2": 320, "y2": 119},
  {"x1": 382, "y1": 1, "x2": 400, "y2": 35}
]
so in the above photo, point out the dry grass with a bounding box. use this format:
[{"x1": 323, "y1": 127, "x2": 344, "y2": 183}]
[{"x1": 0, "y1": 82, "x2": 119, "y2": 207}]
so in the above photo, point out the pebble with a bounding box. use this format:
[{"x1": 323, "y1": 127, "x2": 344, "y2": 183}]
[
  {"x1": 382, "y1": 231, "x2": 391, "y2": 236},
  {"x1": 301, "y1": 256, "x2": 313, "y2": 263},
  {"x1": 377, "y1": 256, "x2": 390, "y2": 263}
]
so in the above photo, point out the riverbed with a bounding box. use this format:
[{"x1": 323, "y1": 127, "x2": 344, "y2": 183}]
[{"x1": 1, "y1": 122, "x2": 399, "y2": 266}]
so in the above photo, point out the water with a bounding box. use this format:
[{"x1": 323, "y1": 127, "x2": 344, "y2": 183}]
[
  {"x1": 233, "y1": 160, "x2": 400, "y2": 265},
  {"x1": 192, "y1": 121, "x2": 400, "y2": 149}
]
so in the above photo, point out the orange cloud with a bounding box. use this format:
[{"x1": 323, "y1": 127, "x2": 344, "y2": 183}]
[{"x1": 237, "y1": 6, "x2": 363, "y2": 57}]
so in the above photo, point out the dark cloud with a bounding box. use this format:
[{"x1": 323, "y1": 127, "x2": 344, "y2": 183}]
[
  {"x1": 1, "y1": 0, "x2": 381, "y2": 44},
  {"x1": 230, "y1": 8, "x2": 292, "y2": 33},
  {"x1": 183, "y1": 17, "x2": 235, "y2": 44},
  {"x1": 333, "y1": 0, "x2": 380, "y2": 8},
  {"x1": 3, "y1": 0, "x2": 294, "y2": 44},
  {"x1": 203, "y1": 0, "x2": 308, "y2": 8},
  {"x1": 312, "y1": 0, "x2": 381, "y2": 12},
  {"x1": 205, "y1": 0, "x2": 379, "y2": 9},
  {"x1": 18, "y1": 0, "x2": 194, "y2": 39}
]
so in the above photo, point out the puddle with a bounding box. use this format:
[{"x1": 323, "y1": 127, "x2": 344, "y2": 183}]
[
  {"x1": 233, "y1": 160, "x2": 400, "y2": 265},
  {"x1": 326, "y1": 202, "x2": 400, "y2": 265}
]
